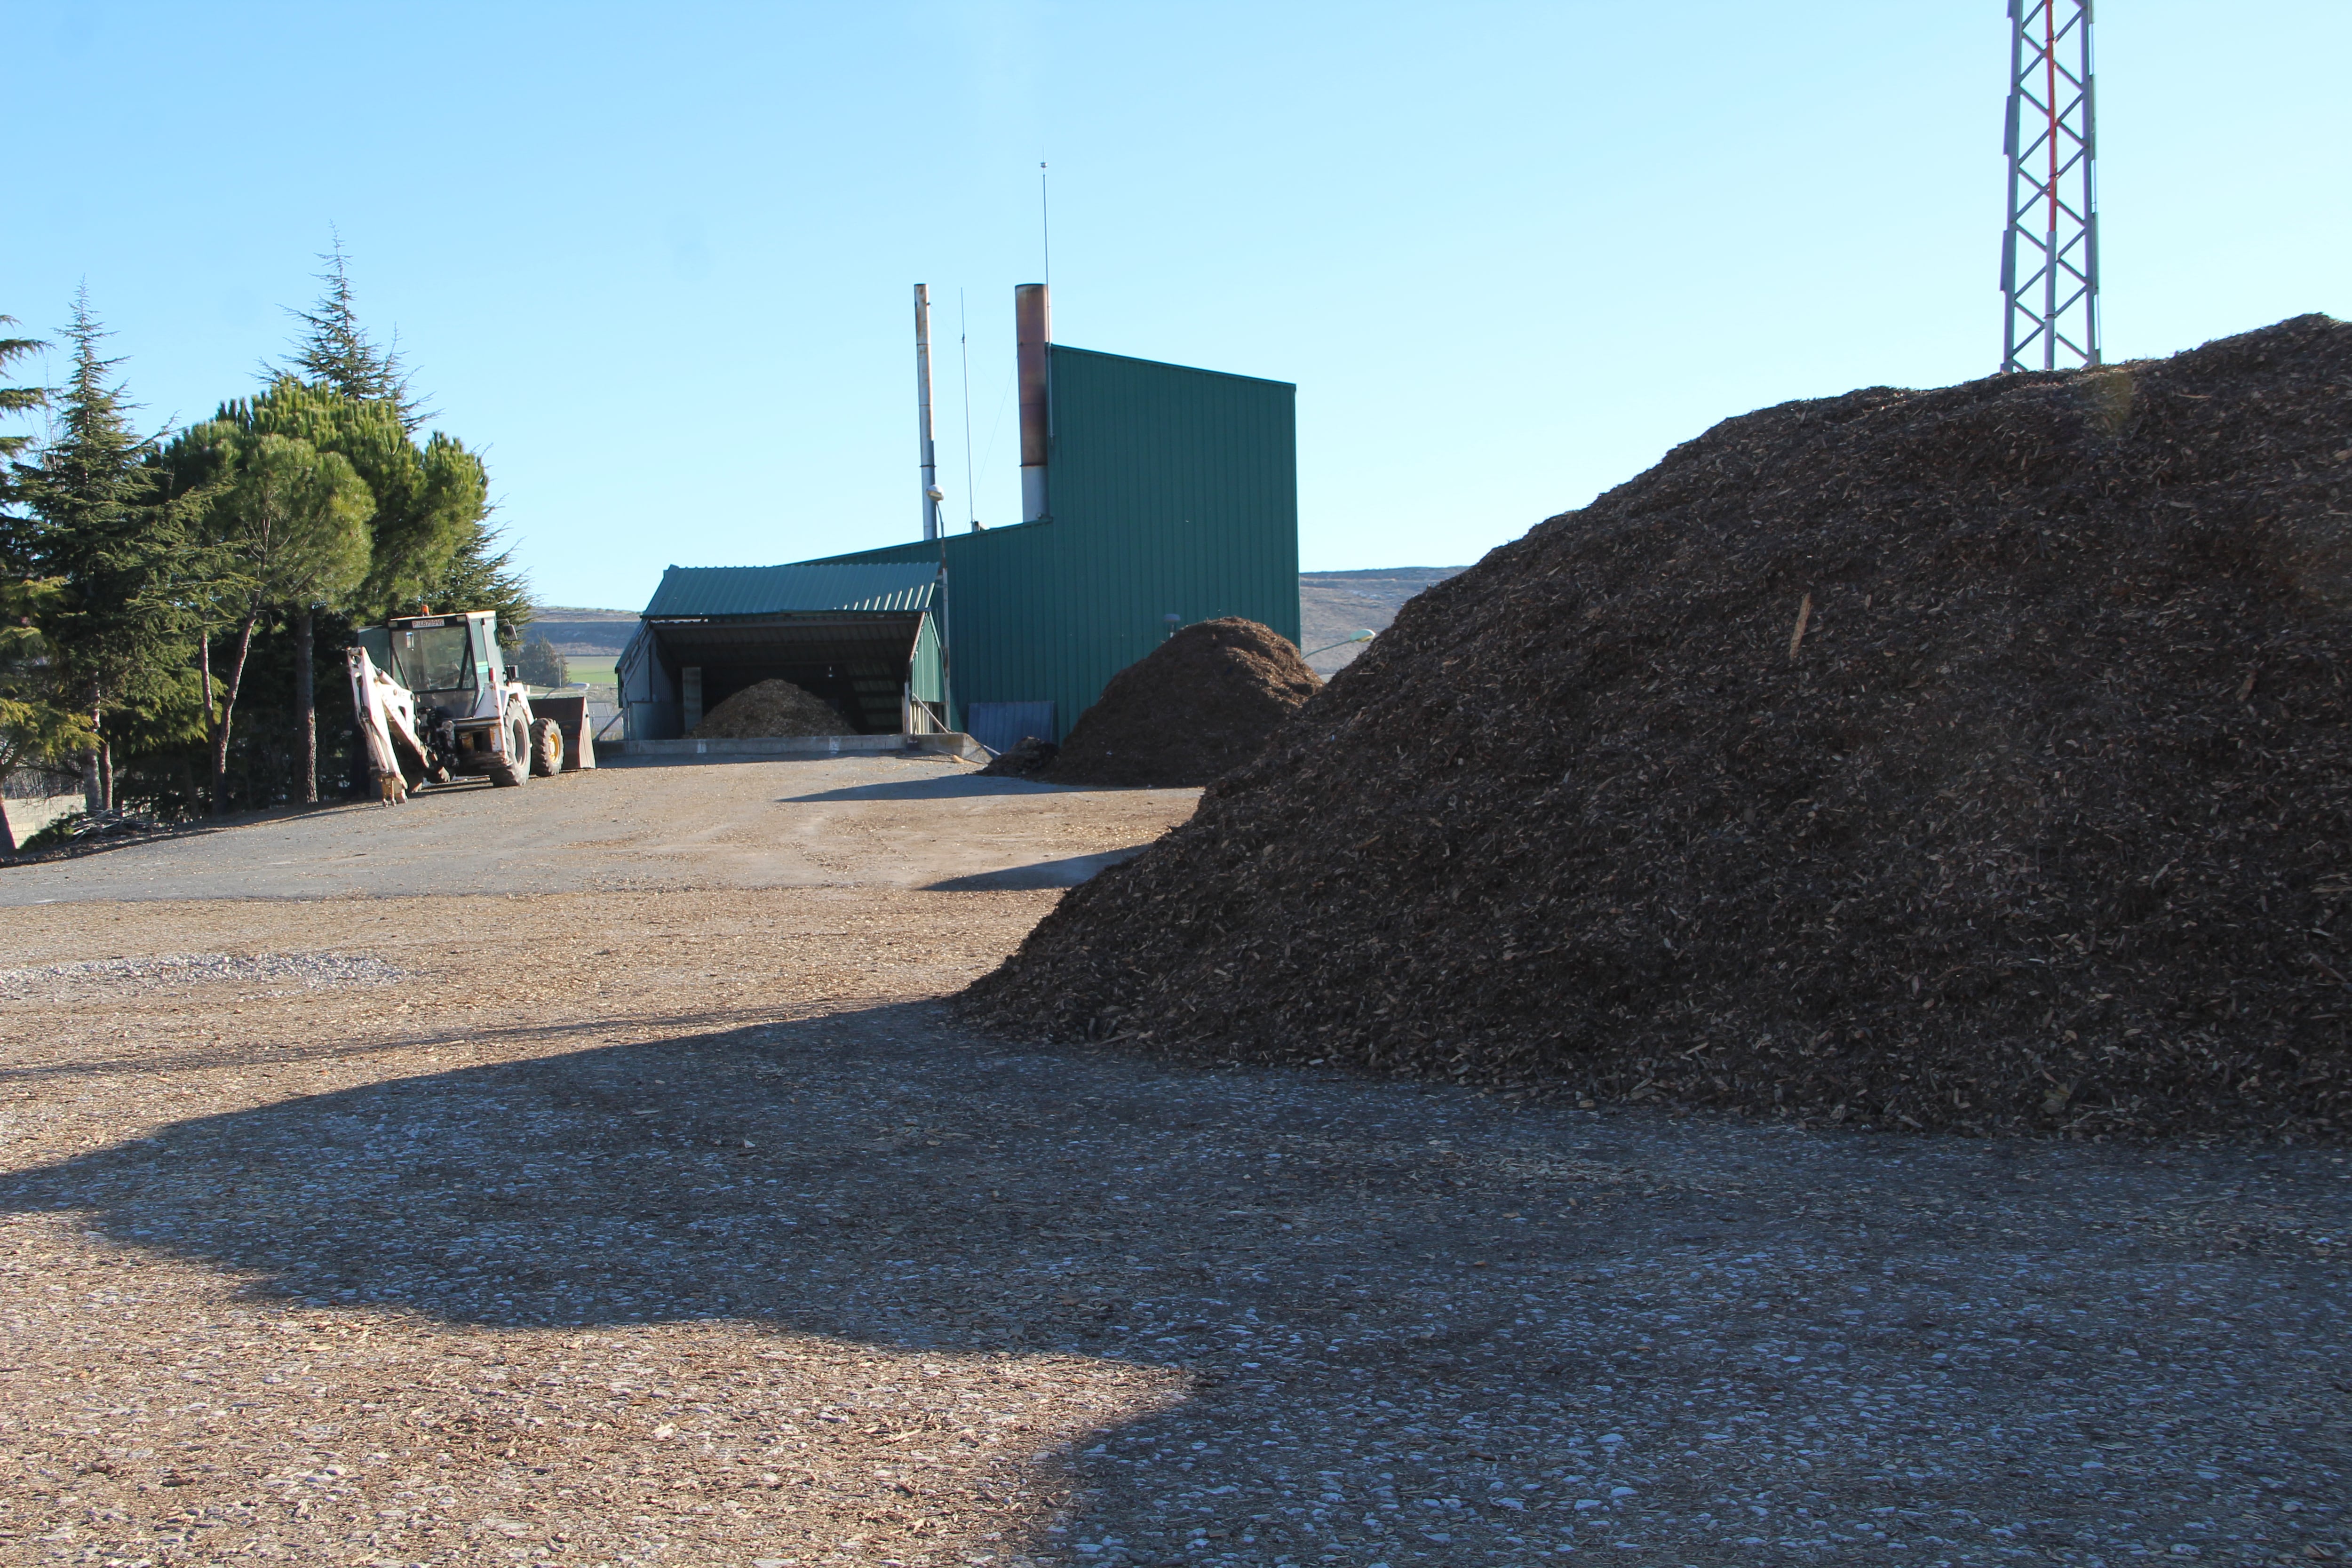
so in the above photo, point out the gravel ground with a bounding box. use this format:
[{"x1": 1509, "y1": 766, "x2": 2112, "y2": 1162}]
[
  {"x1": 0, "y1": 951, "x2": 406, "y2": 1002},
  {"x1": 0, "y1": 757, "x2": 2345, "y2": 1568}
]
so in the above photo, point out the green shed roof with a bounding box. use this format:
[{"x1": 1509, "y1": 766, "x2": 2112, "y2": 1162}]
[{"x1": 642, "y1": 562, "x2": 937, "y2": 619}]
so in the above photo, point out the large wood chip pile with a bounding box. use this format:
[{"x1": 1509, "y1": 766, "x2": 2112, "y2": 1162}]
[{"x1": 965, "y1": 315, "x2": 2352, "y2": 1140}]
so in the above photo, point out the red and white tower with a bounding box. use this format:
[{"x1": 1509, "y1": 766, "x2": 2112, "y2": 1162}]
[{"x1": 2001, "y1": 0, "x2": 2100, "y2": 371}]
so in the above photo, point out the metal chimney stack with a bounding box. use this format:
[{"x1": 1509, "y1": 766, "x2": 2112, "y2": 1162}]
[
  {"x1": 914, "y1": 285, "x2": 943, "y2": 541},
  {"x1": 1016, "y1": 283, "x2": 1051, "y2": 522}
]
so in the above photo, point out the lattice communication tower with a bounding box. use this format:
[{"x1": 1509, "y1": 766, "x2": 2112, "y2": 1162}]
[{"x1": 2001, "y1": 0, "x2": 2100, "y2": 371}]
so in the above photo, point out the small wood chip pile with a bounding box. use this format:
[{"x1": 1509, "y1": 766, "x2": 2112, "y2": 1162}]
[
  {"x1": 690, "y1": 678, "x2": 848, "y2": 739},
  {"x1": 979, "y1": 734, "x2": 1060, "y2": 777},
  {"x1": 964, "y1": 315, "x2": 2352, "y2": 1140},
  {"x1": 1038, "y1": 617, "x2": 1322, "y2": 788}
]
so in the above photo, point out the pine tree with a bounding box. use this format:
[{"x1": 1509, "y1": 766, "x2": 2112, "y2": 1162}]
[
  {"x1": 1, "y1": 314, "x2": 47, "y2": 577},
  {"x1": 178, "y1": 429, "x2": 371, "y2": 811},
  {"x1": 280, "y1": 232, "x2": 422, "y2": 429},
  {"x1": 413, "y1": 439, "x2": 528, "y2": 644},
  {"x1": 0, "y1": 320, "x2": 97, "y2": 779},
  {"x1": 178, "y1": 377, "x2": 456, "y2": 616},
  {"x1": 516, "y1": 634, "x2": 568, "y2": 689},
  {"x1": 164, "y1": 369, "x2": 511, "y2": 799},
  {"x1": 269, "y1": 244, "x2": 516, "y2": 630},
  {"x1": 14, "y1": 291, "x2": 196, "y2": 811},
  {"x1": 0, "y1": 576, "x2": 94, "y2": 780},
  {"x1": 0, "y1": 316, "x2": 43, "y2": 483}
]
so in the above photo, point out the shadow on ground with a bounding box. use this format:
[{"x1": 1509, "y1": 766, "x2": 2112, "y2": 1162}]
[
  {"x1": 7, "y1": 1005, "x2": 2347, "y2": 1564},
  {"x1": 925, "y1": 849, "x2": 1148, "y2": 890},
  {"x1": 777, "y1": 775, "x2": 1120, "y2": 803}
]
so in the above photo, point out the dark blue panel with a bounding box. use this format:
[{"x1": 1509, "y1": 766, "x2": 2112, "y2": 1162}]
[{"x1": 967, "y1": 701, "x2": 1056, "y2": 757}]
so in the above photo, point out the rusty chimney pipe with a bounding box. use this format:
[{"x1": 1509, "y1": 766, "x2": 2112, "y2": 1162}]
[{"x1": 1015, "y1": 283, "x2": 1050, "y2": 522}]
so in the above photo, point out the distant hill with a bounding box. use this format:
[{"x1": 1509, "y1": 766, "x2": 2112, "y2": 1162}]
[
  {"x1": 530, "y1": 571, "x2": 1473, "y2": 673},
  {"x1": 527, "y1": 607, "x2": 641, "y2": 656},
  {"x1": 1298, "y1": 567, "x2": 1468, "y2": 675}
]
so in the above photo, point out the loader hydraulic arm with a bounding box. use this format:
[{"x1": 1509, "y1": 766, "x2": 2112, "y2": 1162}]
[{"x1": 346, "y1": 645, "x2": 431, "y2": 804}]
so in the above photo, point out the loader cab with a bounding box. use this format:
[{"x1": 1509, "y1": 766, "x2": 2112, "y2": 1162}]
[{"x1": 362, "y1": 612, "x2": 507, "y2": 722}]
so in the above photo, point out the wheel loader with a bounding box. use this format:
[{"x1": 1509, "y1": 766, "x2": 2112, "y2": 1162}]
[{"x1": 346, "y1": 610, "x2": 588, "y2": 804}]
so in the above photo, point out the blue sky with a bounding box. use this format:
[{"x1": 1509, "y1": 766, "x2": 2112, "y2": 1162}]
[{"x1": 5, "y1": 1, "x2": 2346, "y2": 611}]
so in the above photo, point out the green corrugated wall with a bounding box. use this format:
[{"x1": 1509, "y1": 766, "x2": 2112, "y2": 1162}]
[
  {"x1": 910, "y1": 609, "x2": 945, "y2": 705},
  {"x1": 814, "y1": 344, "x2": 1297, "y2": 740}
]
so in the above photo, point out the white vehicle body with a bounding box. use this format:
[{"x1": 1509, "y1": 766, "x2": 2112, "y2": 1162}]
[{"x1": 347, "y1": 611, "x2": 556, "y2": 802}]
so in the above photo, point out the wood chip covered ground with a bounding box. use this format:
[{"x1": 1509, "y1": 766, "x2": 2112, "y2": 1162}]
[{"x1": 0, "y1": 755, "x2": 2345, "y2": 1565}]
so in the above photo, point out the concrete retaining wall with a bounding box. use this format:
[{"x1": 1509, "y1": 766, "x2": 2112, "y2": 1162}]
[
  {"x1": 0, "y1": 791, "x2": 87, "y2": 852},
  {"x1": 609, "y1": 732, "x2": 989, "y2": 765}
]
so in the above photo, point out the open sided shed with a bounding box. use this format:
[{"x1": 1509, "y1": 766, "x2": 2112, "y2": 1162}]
[{"x1": 618, "y1": 562, "x2": 945, "y2": 740}]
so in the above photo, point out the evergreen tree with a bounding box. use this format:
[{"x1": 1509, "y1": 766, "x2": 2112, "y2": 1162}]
[
  {"x1": 180, "y1": 430, "x2": 371, "y2": 811},
  {"x1": 0, "y1": 577, "x2": 95, "y2": 779},
  {"x1": 265, "y1": 243, "x2": 517, "y2": 631},
  {"x1": 0, "y1": 326, "x2": 96, "y2": 778},
  {"x1": 0, "y1": 322, "x2": 97, "y2": 780},
  {"x1": 424, "y1": 493, "x2": 532, "y2": 648},
  {"x1": 12, "y1": 291, "x2": 197, "y2": 810},
  {"x1": 0, "y1": 315, "x2": 43, "y2": 516},
  {"x1": 175, "y1": 376, "x2": 480, "y2": 619},
  {"x1": 516, "y1": 634, "x2": 567, "y2": 688},
  {"x1": 161, "y1": 366, "x2": 509, "y2": 799},
  {"x1": 280, "y1": 232, "x2": 421, "y2": 428}
]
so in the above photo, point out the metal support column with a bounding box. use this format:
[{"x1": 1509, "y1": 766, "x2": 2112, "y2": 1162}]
[{"x1": 2000, "y1": 0, "x2": 2099, "y2": 372}]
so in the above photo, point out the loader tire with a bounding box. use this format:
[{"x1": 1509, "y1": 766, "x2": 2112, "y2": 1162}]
[
  {"x1": 488, "y1": 716, "x2": 531, "y2": 788},
  {"x1": 530, "y1": 717, "x2": 564, "y2": 778}
]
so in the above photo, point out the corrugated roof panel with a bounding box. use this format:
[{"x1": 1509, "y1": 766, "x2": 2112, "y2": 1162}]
[{"x1": 641, "y1": 562, "x2": 937, "y2": 618}]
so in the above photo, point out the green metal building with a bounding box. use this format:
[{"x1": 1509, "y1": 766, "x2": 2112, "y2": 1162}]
[
  {"x1": 621, "y1": 294, "x2": 1298, "y2": 750},
  {"x1": 818, "y1": 341, "x2": 1297, "y2": 748}
]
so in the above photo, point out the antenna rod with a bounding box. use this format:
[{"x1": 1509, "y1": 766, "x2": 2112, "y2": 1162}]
[
  {"x1": 1040, "y1": 161, "x2": 1051, "y2": 290},
  {"x1": 914, "y1": 284, "x2": 941, "y2": 541},
  {"x1": 959, "y1": 287, "x2": 977, "y2": 530}
]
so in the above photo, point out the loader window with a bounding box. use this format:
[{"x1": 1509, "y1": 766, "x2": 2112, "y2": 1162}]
[{"x1": 400, "y1": 624, "x2": 476, "y2": 693}]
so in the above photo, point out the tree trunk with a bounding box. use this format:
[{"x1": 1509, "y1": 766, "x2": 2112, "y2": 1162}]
[
  {"x1": 82, "y1": 686, "x2": 105, "y2": 813},
  {"x1": 198, "y1": 630, "x2": 218, "y2": 813},
  {"x1": 209, "y1": 610, "x2": 261, "y2": 816},
  {"x1": 295, "y1": 609, "x2": 317, "y2": 804}
]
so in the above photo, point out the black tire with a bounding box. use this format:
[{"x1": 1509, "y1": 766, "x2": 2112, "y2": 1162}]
[
  {"x1": 488, "y1": 716, "x2": 530, "y2": 788},
  {"x1": 530, "y1": 717, "x2": 564, "y2": 778}
]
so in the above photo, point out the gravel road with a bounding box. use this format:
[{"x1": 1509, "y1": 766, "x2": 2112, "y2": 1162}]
[
  {"x1": 0, "y1": 754, "x2": 2344, "y2": 1567},
  {"x1": 0, "y1": 751, "x2": 1187, "y2": 906}
]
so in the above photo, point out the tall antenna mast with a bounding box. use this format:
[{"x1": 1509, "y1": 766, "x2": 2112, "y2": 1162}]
[
  {"x1": 913, "y1": 284, "x2": 943, "y2": 541},
  {"x1": 2000, "y1": 0, "x2": 2099, "y2": 372},
  {"x1": 1040, "y1": 161, "x2": 1051, "y2": 290}
]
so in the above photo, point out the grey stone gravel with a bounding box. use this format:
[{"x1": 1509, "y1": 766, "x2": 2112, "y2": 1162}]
[
  {"x1": 0, "y1": 950, "x2": 405, "y2": 1001},
  {"x1": 13, "y1": 1001, "x2": 2346, "y2": 1566}
]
